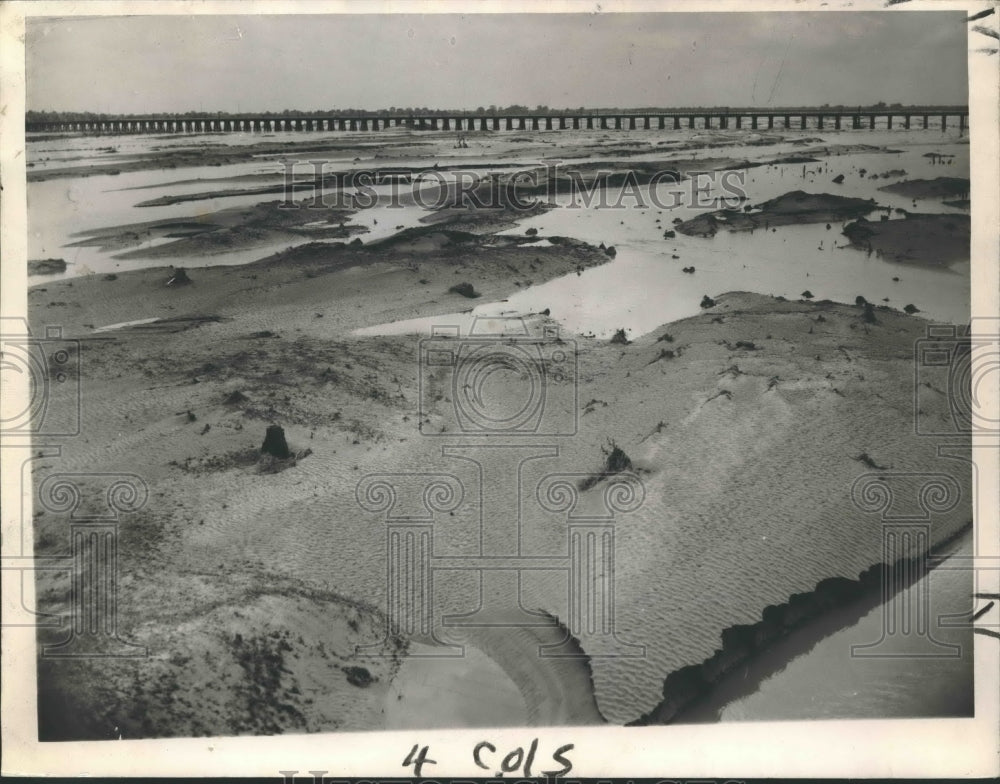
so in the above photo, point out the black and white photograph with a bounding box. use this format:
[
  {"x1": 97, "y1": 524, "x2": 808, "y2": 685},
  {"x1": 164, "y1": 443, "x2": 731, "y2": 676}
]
[{"x1": 1, "y1": 0, "x2": 998, "y2": 779}]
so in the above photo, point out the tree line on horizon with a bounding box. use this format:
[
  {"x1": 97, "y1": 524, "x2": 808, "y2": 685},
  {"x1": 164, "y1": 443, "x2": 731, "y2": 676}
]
[{"x1": 26, "y1": 101, "x2": 961, "y2": 123}]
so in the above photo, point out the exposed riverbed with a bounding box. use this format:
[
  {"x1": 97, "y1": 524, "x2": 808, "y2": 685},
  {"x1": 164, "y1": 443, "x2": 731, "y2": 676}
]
[{"x1": 26, "y1": 124, "x2": 974, "y2": 736}]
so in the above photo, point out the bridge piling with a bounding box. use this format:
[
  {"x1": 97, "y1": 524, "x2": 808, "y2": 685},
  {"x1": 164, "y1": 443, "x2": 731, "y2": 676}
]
[{"x1": 25, "y1": 107, "x2": 969, "y2": 138}]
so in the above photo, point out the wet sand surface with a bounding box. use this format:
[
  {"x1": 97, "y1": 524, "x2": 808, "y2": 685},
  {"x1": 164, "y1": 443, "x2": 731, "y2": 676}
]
[{"x1": 27, "y1": 125, "x2": 972, "y2": 737}]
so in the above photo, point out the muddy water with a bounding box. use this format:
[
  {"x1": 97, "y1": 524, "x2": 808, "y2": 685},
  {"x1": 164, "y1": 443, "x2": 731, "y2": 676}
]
[
  {"x1": 359, "y1": 136, "x2": 970, "y2": 338},
  {"x1": 27, "y1": 150, "x2": 485, "y2": 283},
  {"x1": 29, "y1": 129, "x2": 969, "y2": 333},
  {"x1": 28, "y1": 166, "x2": 294, "y2": 281}
]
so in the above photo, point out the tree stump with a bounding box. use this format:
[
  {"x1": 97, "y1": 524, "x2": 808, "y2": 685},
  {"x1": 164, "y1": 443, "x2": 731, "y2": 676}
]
[
  {"x1": 261, "y1": 425, "x2": 291, "y2": 459},
  {"x1": 167, "y1": 267, "x2": 192, "y2": 286}
]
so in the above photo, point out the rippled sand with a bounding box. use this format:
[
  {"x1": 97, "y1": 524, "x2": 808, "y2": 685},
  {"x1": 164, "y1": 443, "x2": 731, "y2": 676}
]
[
  {"x1": 27, "y1": 127, "x2": 971, "y2": 734},
  {"x1": 30, "y1": 275, "x2": 970, "y2": 731}
]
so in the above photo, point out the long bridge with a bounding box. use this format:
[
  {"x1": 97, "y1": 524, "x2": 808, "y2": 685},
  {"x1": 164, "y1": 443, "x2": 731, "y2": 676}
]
[{"x1": 26, "y1": 106, "x2": 969, "y2": 136}]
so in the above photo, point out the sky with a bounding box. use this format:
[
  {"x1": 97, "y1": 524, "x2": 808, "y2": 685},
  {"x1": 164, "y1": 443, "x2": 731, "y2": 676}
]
[{"x1": 25, "y1": 11, "x2": 969, "y2": 113}]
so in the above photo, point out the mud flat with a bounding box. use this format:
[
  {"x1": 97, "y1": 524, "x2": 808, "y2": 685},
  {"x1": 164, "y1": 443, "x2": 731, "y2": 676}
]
[
  {"x1": 130, "y1": 162, "x2": 528, "y2": 207},
  {"x1": 27, "y1": 127, "x2": 875, "y2": 185},
  {"x1": 27, "y1": 127, "x2": 972, "y2": 734},
  {"x1": 30, "y1": 273, "x2": 971, "y2": 733},
  {"x1": 37, "y1": 570, "x2": 404, "y2": 739},
  {"x1": 27, "y1": 258, "x2": 67, "y2": 275},
  {"x1": 842, "y1": 212, "x2": 971, "y2": 266},
  {"x1": 676, "y1": 190, "x2": 876, "y2": 237},
  {"x1": 26, "y1": 133, "x2": 440, "y2": 182},
  {"x1": 879, "y1": 176, "x2": 970, "y2": 200},
  {"x1": 29, "y1": 226, "x2": 617, "y2": 737},
  {"x1": 30, "y1": 222, "x2": 611, "y2": 336},
  {"x1": 68, "y1": 200, "x2": 363, "y2": 259}
]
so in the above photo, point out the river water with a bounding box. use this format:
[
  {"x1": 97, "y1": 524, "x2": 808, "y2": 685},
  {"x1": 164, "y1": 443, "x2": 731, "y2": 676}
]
[
  {"x1": 356, "y1": 137, "x2": 970, "y2": 337},
  {"x1": 29, "y1": 129, "x2": 970, "y2": 338}
]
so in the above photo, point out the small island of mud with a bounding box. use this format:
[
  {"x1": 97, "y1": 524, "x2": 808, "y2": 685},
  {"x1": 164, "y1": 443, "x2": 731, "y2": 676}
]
[
  {"x1": 676, "y1": 190, "x2": 876, "y2": 237},
  {"x1": 879, "y1": 176, "x2": 970, "y2": 201},
  {"x1": 842, "y1": 212, "x2": 970, "y2": 266},
  {"x1": 68, "y1": 200, "x2": 365, "y2": 259},
  {"x1": 27, "y1": 258, "x2": 68, "y2": 275}
]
